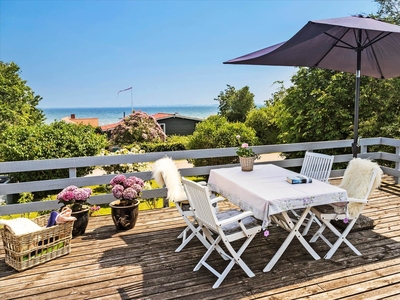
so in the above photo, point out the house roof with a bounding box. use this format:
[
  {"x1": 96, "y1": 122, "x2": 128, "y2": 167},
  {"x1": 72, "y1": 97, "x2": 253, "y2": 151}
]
[
  {"x1": 153, "y1": 113, "x2": 203, "y2": 122},
  {"x1": 61, "y1": 115, "x2": 99, "y2": 127},
  {"x1": 100, "y1": 121, "x2": 122, "y2": 131},
  {"x1": 99, "y1": 112, "x2": 203, "y2": 132}
]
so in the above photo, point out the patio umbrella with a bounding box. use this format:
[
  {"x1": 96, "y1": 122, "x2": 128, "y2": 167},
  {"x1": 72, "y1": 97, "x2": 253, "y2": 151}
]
[{"x1": 224, "y1": 15, "x2": 400, "y2": 157}]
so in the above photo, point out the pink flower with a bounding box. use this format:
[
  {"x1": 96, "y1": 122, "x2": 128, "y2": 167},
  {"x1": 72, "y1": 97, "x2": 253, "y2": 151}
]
[
  {"x1": 112, "y1": 184, "x2": 124, "y2": 199},
  {"x1": 241, "y1": 143, "x2": 249, "y2": 148},
  {"x1": 264, "y1": 230, "x2": 270, "y2": 237},
  {"x1": 110, "y1": 175, "x2": 144, "y2": 201},
  {"x1": 124, "y1": 177, "x2": 136, "y2": 188},
  {"x1": 110, "y1": 174, "x2": 126, "y2": 186},
  {"x1": 343, "y1": 218, "x2": 349, "y2": 224},
  {"x1": 122, "y1": 187, "x2": 138, "y2": 200}
]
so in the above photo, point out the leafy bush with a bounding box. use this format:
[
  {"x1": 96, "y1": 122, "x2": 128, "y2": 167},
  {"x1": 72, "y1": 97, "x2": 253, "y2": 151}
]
[
  {"x1": 0, "y1": 121, "x2": 108, "y2": 199},
  {"x1": 139, "y1": 135, "x2": 189, "y2": 153},
  {"x1": 187, "y1": 115, "x2": 258, "y2": 166},
  {"x1": 245, "y1": 107, "x2": 280, "y2": 145},
  {"x1": 97, "y1": 145, "x2": 149, "y2": 174},
  {"x1": 110, "y1": 111, "x2": 166, "y2": 146}
]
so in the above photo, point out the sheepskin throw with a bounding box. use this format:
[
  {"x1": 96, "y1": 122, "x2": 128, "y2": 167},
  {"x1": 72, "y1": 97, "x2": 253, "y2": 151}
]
[
  {"x1": 0, "y1": 218, "x2": 43, "y2": 236},
  {"x1": 151, "y1": 157, "x2": 187, "y2": 202},
  {"x1": 339, "y1": 158, "x2": 383, "y2": 218}
]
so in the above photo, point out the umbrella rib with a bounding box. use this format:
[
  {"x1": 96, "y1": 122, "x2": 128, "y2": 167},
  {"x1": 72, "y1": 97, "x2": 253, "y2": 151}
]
[
  {"x1": 361, "y1": 31, "x2": 392, "y2": 49},
  {"x1": 364, "y1": 31, "x2": 386, "y2": 79},
  {"x1": 324, "y1": 30, "x2": 356, "y2": 50},
  {"x1": 315, "y1": 29, "x2": 351, "y2": 66}
]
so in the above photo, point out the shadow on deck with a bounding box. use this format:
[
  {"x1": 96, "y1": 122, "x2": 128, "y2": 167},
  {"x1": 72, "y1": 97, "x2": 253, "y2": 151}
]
[{"x1": 1, "y1": 177, "x2": 400, "y2": 299}]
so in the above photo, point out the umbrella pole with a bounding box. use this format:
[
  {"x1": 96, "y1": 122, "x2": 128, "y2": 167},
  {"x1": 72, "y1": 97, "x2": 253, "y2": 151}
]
[{"x1": 352, "y1": 32, "x2": 362, "y2": 158}]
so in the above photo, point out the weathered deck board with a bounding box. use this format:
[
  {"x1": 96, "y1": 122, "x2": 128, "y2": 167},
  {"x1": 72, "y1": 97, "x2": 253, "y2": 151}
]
[{"x1": 1, "y1": 177, "x2": 400, "y2": 299}]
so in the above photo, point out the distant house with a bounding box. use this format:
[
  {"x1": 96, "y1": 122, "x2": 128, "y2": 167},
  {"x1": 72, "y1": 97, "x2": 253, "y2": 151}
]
[
  {"x1": 61, "y1": 114, "x2": 99, "y2": 127},
  {"x1": 99, "y1": 112, "x2": 203, "y2": 136},
  {"x1": 152, "y1": 113, "x2": 202, "y2": 136}
]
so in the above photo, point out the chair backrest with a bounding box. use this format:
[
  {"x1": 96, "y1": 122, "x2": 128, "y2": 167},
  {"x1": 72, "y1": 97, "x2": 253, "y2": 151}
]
[
  {"x1": 182, "y1": 177, "x2": 219, "y2": 232},
  {"x1": 339, "y1": 158, "x2": 383, "y2": 200},
  {"x1": 151, "y1": 157, "x2": 187, "y2": 202},
  {"x1": 300, "y1": 151, "x2": 334, "y2": 182}
]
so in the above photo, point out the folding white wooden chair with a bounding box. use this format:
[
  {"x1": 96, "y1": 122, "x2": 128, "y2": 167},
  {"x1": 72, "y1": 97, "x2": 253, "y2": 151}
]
[
  {"x1": 300, "y1": 151, "x2": 334, "y2": 183},
  {"x1": 182, "y1": 177, "x2": 262, "y2": 289},
  {"x1": 309, "y1": 158, "x2": 382, "y2": 259},
  {"x1": 297, "y1": 151, "x2": 335, "y2": 235},
  {"x1": 152, "y1": 157, "x2": 224, "y2": 252}
]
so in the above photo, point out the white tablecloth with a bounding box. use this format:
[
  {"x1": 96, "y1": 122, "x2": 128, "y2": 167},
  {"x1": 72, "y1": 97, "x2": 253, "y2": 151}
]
[{"x1": 208, "y1": 164, "x2": 347, "y2": 226}]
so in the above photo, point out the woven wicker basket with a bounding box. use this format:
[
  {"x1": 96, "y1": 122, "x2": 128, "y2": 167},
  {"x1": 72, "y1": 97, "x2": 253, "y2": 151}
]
[
  {"x1": 239, "y1": 156, "x2": 255, "y2": 172},
  {"x1": 0, "y1": 214, "x2": 74, "y2": 271}
]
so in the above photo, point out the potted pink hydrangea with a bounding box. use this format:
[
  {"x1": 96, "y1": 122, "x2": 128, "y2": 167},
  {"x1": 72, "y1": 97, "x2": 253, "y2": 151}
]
[
  {"x1": 109, "y1": 174, "x2": 144, "y2": 230},
  {"x1": 57, "y1": 185, "x2": 92, "y2": 236},
  {"x1": 57, "y1": 185, "x2": 92, "y2": 212}
]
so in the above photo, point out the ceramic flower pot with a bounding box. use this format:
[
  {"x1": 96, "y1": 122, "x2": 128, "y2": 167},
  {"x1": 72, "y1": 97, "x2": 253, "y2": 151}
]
[
  {"x1": 239, "y1": 156, "x2": 255, "y2": 172},
  {"x1": 71, "y1": 208, "x2": 89, "y2": 237},
  {"x1": 109, "y1": 199, "x2": 140, "y2": 230}
]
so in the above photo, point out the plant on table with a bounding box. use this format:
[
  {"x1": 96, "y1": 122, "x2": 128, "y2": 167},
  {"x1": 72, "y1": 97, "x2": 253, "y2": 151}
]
[
  {"x1": 109, "y1": 174, "x2": 144, "y2": 206},
  {"x1": 57, "y1": 185, "x2": 92, "y2": 212},
  {"x1": 235, "y1": 135, "x2": 260, "y2": 159}
]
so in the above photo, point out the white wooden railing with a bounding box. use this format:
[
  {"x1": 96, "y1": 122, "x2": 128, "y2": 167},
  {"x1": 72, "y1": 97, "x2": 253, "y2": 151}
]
[{"x1": 0, "y1": 137, "x2": 399, "y2": 216}]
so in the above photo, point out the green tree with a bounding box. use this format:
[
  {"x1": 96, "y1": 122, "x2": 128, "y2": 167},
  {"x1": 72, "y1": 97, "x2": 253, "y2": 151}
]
[
  {"x1": 188, "y1": 115, "x2": 258, "y2": 166},
  {"x1": 272, "y1": 68, "x2": 400, "y2": 149},
  {"x1": 0, "y1": 61, "x2": 45, "y2": 131},
  {"x1": 375, "y1": 0, "x2": 400, "y2": 24},
  {"x1": 110, "y1": 111, "x2": 166, "y2": 146},
  {"x1": 245, "y1": 107, "x2": 279, "y2": 145},
  {"x1": 0, "y1": 121, "x2": 108, "y2": 199},
  {"x1": 245, "y1": 81, "x2": 288, "y2": 145},
  {"x1": 215, "y1": 85, "x2": 256, "y2": 122}
]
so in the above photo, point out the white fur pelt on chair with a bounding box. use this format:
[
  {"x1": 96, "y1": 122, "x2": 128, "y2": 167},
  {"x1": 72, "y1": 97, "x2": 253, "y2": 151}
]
[
  {"x1": 152, "y1": 157, "x2": 187, "y2": 202},
  {"x1": 339, "y1": 158, "x2": 383, "y2": 218}
]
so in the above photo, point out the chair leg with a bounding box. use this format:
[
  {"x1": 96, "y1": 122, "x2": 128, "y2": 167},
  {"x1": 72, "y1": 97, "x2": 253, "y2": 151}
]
[
  {"x1": 194, "y1": 227, "x2": 256, "y2": 288},
  {"x1": 177, "y1": 225, "x2": 190, "y2": 239},
  {"x1": 264, "y1": 209, "x2": 320, "y2": 272},
  {"x1": 323, "y1": 218, "x2": 361, "y2": 259},
  {"x1": 175, "y1": 222, "x2": 212, "y2": 252},
  {"x1": 302, "y1": 212, "x2": 322, "y2": 236}
]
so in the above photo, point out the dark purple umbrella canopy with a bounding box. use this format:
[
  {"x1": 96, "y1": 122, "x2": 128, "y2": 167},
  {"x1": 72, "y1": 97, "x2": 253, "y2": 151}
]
[{"x1": 224, "y1": 16, "x2": 400, "y2": 156}]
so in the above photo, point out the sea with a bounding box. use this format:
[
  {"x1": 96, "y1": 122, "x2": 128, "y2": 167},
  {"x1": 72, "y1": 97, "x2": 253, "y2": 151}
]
[{"x1": 41, "y1": 105, "x2": 219, "y2": 126}]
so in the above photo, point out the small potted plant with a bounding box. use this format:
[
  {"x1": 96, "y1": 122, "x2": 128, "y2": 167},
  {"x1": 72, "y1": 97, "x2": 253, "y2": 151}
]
[
  {"x1": 109, "y1": 174, "x2": 144, "y2": 230},
  {"x1": 236, "y1": 135, "x2": 260, "y2": 171},
  {"x1": 57, "y1": 185, "x2": 92, "y2": 236}
]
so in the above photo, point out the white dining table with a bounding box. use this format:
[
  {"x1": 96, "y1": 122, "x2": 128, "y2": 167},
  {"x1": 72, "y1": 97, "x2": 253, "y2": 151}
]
[{"x1": 208, "y1": 164, "x2": 348, "y2": 271}]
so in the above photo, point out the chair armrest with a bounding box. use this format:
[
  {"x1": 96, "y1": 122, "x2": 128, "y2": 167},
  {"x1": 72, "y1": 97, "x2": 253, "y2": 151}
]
[
  {"x1": 173, "y1": 197, "x2": 189, "y2": 204},
  {"x1": 210, "y1": 196, "x2": 226, "y2": 205},
  {"x1": 348, "y1": 197, "x2": 368, "y2": 204},
  {"x1": 217, "y1": 211, "x2": 253, "y2": 227}
]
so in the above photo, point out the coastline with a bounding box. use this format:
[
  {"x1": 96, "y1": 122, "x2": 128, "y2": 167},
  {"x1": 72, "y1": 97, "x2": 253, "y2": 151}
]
[{"x1": 41, "y1": 105, "x2": 219, "y2": 126}]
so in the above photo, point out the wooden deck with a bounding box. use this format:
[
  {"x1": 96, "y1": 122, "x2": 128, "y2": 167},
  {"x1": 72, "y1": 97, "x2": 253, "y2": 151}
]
[{"x1": 1, "y1": 177, "x2": 400, "y2": 300}]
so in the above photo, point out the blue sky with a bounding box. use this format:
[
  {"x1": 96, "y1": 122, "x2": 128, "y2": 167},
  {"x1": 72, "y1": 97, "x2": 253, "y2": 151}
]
[{"x1": 1, "y1": 0, "x2": 378, "y2": 108}]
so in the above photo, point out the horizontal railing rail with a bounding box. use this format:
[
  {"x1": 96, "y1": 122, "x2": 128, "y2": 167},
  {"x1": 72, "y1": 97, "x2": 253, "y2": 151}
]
[{"x1": 0, "y1": 137, "x2": 399, "y2": 216}]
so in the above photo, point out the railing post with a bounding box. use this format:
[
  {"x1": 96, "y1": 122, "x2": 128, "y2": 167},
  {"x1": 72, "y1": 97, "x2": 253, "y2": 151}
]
[
  {"x1": 69, "y1": 167, "x2": 77, "y2": 178},
  {"x1": 395, "y1": 145, "x2": 400, "y2": 184},
  {"x1": 360, "y1": 144, "x2": 367, "y2": 154}
]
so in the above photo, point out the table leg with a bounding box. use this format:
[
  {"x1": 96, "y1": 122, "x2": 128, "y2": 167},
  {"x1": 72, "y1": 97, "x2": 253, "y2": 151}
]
[{"x1": 263, "y1": 207, "x2": 321, "y2": 272}]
